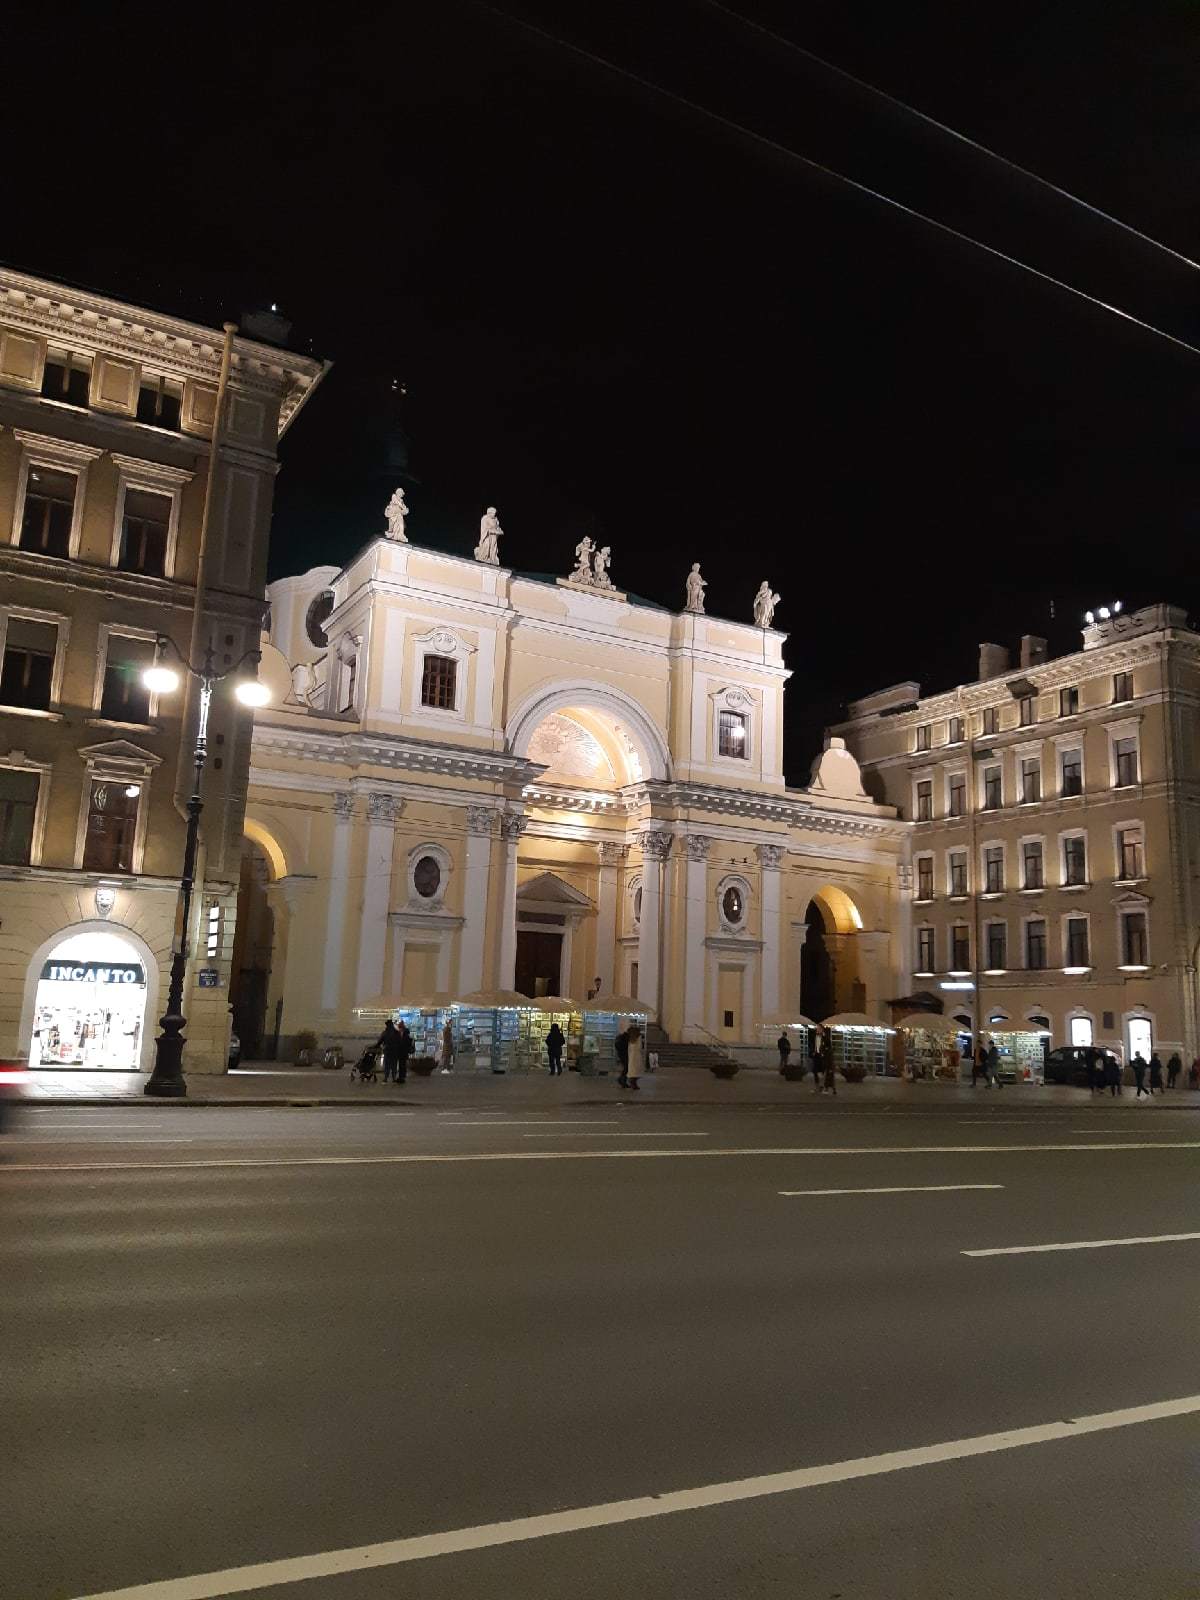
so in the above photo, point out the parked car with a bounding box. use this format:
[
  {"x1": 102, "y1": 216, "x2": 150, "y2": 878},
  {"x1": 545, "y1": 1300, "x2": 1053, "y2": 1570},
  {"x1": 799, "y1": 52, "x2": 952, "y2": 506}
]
[
  {"x1": 1043, "y1": 1046, "x2": 1119, "y2": 1086},
  {"x1": 0, "y1": 1060, "x2": 31, "y2": 1132},
  {"x1": 228, "y1": 1030, "x2": 241, "y2": 1071}
]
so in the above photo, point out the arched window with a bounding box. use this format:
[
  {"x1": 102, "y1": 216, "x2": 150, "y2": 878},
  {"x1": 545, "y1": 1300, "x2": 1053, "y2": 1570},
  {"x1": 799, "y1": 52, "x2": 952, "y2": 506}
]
[{"x1": 305, "y1": 590, "x2": 335, "y2": 647}]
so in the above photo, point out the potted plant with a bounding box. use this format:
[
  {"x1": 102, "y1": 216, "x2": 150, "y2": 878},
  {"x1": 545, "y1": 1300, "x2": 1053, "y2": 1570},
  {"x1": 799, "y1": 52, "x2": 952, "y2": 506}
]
[
  {"x1": 293, "y1": 1030, "x2": 319, "y2": 1067},
  {"x1": 410, "y1": 1055, "x2": 437, "y2": 1077},
  {"x1": 842, "y1": 1064, "x2": 867, "y2": 1083},
  {"x1": 710, "y1": 1060, "x2": 739, "y2": 1079},
  {"x1": 781, "y1": 1061, "x2": 807, "y2": 1082}
]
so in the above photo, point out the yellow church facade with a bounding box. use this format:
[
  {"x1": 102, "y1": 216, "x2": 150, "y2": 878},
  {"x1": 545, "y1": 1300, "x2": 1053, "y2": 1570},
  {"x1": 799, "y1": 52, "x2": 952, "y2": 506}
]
[{"x1": 240, "y1": 529, "x2": 905, "y2": 1061}]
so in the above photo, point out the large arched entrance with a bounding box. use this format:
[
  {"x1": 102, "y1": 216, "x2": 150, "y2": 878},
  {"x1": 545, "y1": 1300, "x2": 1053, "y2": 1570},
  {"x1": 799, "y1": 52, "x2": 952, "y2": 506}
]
[
  {"x1": 801, "y1": 886, "x2": 865, "y2": 1021},
  {"x1": 230, "y1": 838, "x2": 276, "y2": 1058},
  {"x1": 801, "y1": 902, "x2": 835, "y2": 1021},
  {"x1": 27, "y1": 927, "x2": 152, "y2": 1071}
]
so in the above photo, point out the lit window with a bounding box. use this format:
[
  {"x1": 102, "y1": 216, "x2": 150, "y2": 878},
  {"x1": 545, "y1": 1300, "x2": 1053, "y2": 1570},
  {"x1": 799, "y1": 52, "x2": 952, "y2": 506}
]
[
  {"x1": 951, "y1": 925, "x2": 970, "y2": 970},
  {"x1": 119, "y1": 489, "x2": 170, "y2": 577},
  {"x1": 986, "y1": 923, "x2": 1007, "y2": 969},
  {"x1": 0, "y1": 618, "x2": 57, "y2": 711},
  {"x1": 718, "y1": 710, "x2": 748, "y2": 758},
  {"x1": 1060, "y1": 686, "x2": 1079, "y2": 717},
  {"x1": 984, "y1": 845, "x2": 1004, "y2": 893},
  {"x1": 1117, "y1": 826, "x2": 1144, "y2": 881},
  {"x1": 413, "y1": 855, "x2": 441, "y2": 899},
  {"x1": 914, "y1": 724, "x2": 930, "y2": 752},
  {"x1": 722, "y1": 885, "x2": 745, "y2": 925},
  {"x1": 41, "y1": 350, "x2": 90, "y2": 407},
  {"x1": 421, "y1": 654, "x2": 457, "y2": 711},
  {"x1": 948, "y1": 773, "x2": 966, "y2": 817},
  {"x1": 1113, "y1": 736, "x2": 1138, "y2": 788},
  {"x1": 1020, "y1": 756, "x2": 1041, "y2": 803},
  {"x1": 915, "y1": 780, "x2": 932, "y2": 822},
  {"x1": 949, "y1": 851, "x2": 967, "y2": 896},
  {"x1": 1026, "y1": 919, "x2": 1047, "y2": 970},
  {"x1": 916, "y1": 927, "x2": 935, "y2": 972},
  {"x1": 916, "y1": 857, "x2": 933, "y2": 900},
  {"x1": 1121, "y1": 912, "x2": 1148, "y2": 966},
  {"x1": 1022, "y1": 840, "x2": 1044, "y2": 889},
  {"x1": 20, "y1": 467, "x2": 76, "y2": 558},
  {"x1": 1060, "y1": 749, "x2": 1082, "y2": 797},
  {"x1": 1063, "y1": 835, "x2": 1087, "y2": 887},
  {"x1": 1113, "y1": 671, "x2": 1133, "y2": 704},
  {"x1": 100, "y1": 636, "x2": 154, "y2": 724},
  {"x1": 0, "y1": 768, "x2": 39, "y2": 865},
  {"x1": 82, "y1": 780, "x2": 139, "y2": 874},
  {"x1": 1065, "y1": 917, "x2": 1090, "y2": 967}
]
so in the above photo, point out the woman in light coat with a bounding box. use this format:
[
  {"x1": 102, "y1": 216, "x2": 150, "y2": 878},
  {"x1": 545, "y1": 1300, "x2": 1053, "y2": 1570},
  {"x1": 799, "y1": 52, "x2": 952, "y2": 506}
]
[{"x1": 625, "y1": 1025, "x2": 645, "y2": 1091}]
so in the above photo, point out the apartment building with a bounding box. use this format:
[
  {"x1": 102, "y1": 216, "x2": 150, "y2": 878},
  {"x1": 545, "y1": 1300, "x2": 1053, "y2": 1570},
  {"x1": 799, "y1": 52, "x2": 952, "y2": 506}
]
[
  {"x1": 0, "y1": 267, "x2": 325, "y2": 1074},
  {"x1": 833, "y1": 604, "x2": 1200, "y2": 1063}
]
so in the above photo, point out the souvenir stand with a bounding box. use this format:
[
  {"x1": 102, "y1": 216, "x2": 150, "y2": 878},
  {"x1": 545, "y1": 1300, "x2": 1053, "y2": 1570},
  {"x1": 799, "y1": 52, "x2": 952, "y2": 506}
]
[
  {"x1": 580, "y1": 995, "x2": 654, "y2": 1076},
  {"x1": 823, "y1": 1012, "x2": 894, "y2": 1077},
  {"x1": 456, "y1": 991, "x2": 532, "y2": 1073},
  {"x1": 524, "y1": 997, "x2": 583, "y2": 1072},
  {"x1": 895, "y1": 1012, "x2": 965, "y2": 1080},
  {"x1": 353, "y1": 994, "x2": 458, "y2": 1064},
  {"x1": 985, "y1": 1025, "x2": 1050, "y2": 1083}
]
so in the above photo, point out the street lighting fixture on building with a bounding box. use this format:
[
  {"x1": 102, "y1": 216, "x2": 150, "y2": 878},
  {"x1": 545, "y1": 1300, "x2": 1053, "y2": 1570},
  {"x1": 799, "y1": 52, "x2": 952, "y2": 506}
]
[{"x1": 139, "y1": 635, "x2": 269, "y2": 1097}]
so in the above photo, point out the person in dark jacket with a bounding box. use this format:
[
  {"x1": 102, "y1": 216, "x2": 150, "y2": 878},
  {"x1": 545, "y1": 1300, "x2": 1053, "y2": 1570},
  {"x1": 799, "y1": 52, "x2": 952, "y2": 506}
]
[
  {"x1": 1167, "y1": 1052, "x2": 1182, "y2": 1089},
  {"x1": 376, "y1": 1020, "x2": 403, "y2": 1083},
  {"x1": 1084, "y1": 1047, "x2": 1099, "y2": 1094},
  {"x1": 810, "y1": 1030, "x2": 825, "y2": 1093},
  {"x1": 1131, "y1": 1052, "x2": 1149, "y2": 1098},
  {"x1": 777, "y1": 1031, "x2": 792, "y2": 1072},
  {"x1": 1149, "y1": 1053, "x2": 1164, "y2": 1094},
  {"x1": 546, "y1": 1022, "x2": 565, "y2": 1076},
  {"x1": 615, "y1": 1026, "x2": 631, "y2": 1087},
  {"x1": 1105, "y1": 1053, "x2": 1122, "y2": 1096}
]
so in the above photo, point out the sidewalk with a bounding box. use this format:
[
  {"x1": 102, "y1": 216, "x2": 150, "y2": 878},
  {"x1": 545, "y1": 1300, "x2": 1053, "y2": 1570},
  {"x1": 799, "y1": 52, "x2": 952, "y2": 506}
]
[{"x1": 22, "y1": 1064, "x2": 1200, "y2": 1110}]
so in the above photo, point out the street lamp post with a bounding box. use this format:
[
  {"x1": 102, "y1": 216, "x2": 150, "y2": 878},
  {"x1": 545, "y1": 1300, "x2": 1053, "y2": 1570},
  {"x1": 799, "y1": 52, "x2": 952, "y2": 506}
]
[{"x1": 142, "y1": 636, "x2": 270, "y2": 1098}]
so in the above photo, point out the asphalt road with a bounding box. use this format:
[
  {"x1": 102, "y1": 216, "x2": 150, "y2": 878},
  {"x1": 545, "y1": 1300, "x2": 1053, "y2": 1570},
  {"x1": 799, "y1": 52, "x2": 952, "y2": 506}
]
[{"x1": 3, "y1": 1098, "x2": 1198, "y2": 1599}]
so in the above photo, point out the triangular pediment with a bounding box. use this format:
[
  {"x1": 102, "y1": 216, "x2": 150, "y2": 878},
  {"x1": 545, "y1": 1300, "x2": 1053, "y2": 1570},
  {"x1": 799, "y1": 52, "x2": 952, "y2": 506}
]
[
  {"x1": 77, "y1": 739, "x2": 162, "y2": 769},
  {"x1": 516, "y1": 871, "x2": 593, "y2": 909},
  {"x1": 1113, "y1": 887, "x2": 1152, "y2": 909}
]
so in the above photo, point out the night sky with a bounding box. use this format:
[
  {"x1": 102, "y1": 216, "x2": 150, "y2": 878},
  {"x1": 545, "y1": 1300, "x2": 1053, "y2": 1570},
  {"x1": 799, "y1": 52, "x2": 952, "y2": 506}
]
[{"x1": 6, "y1": 2, "x2": 1199, "y2": 777}]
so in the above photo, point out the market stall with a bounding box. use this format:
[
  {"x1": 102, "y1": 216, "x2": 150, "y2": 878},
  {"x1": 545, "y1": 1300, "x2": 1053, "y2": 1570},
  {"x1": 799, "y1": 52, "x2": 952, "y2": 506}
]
[
  {"x1": 758, "y1": 1013, "x2": 817, "y2": 1074},
  {"x1": 895, "y1": 1011, "x2": 966, "y2": 1080},
  {"x1": 581, "y1": 994, "x2": 655, "y2": 1076},
  {"x1": 823, "y1": 1012, "x2": 894, "y2": 1077},
  {"x1": 523, "y1": 996, "x2": 583, "y2": 1073},
  {"x1": 455, "y1": 990, "x2": 532, "y2": 1073},
  {"x1": 984, "y1": 1025, "x2": 1051, "y2": 1083}
]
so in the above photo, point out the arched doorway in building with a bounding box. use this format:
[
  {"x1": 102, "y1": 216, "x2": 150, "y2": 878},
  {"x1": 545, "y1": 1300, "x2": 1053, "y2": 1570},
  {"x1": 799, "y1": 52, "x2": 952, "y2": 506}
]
[
  {"x1": 801, "y1": 886, "x2": 865, "y2": 1022},
  {"x1": 801, "y1": 902, "x2": 835, "y2": 1021},
  {"x1": 231, "y1": 838, "x2": 276, "y2": 1059},
  {"x1": 26, "y1": 926, "x2": 154, "y2": 1071}
]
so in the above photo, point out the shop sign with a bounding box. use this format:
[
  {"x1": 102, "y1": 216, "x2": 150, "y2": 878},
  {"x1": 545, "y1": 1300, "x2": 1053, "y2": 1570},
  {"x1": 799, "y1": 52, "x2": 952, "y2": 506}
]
[
  {"x1": 40, "y1": 961, "x2": 145, "y2": 986},
  {"x1": 197, "y1": 968, "x2": 221, "y2": 988}
]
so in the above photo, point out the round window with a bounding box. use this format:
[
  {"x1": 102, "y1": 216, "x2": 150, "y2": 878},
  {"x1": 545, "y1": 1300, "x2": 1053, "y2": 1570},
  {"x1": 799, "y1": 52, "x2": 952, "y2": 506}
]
[
  {"x1": 413, "y1": 856, "x2": 441, "y2": 899},
  {"x1": 305, "y1": 590, "x2": 335, "y2": 648},
  {"x1": 633, "y1": 886, "x2": 643, "y2": 922},
  {"x1": 722, "y1": 886, "x2": 744, "y2": 925}
]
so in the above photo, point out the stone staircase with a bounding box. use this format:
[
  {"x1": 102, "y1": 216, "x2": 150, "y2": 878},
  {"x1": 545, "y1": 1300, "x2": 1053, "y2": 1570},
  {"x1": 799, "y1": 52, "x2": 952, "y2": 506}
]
[{"x1": 648, "y1": 1034, "x2": 742, "y2": 1072}]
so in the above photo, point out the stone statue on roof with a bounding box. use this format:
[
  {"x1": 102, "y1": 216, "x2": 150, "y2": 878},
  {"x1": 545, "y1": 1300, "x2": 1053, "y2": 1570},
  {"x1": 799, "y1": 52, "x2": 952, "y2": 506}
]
[
  {"x1": 383, "y1": 487, "x2": 409, "y2": 542},
  {"x1": 475, "y1": 506, "x2": 503, "y2": 565},
  {"x1": 570, "y1": 535, "x2": 595, "y2": 584},
  {"x1": 593, "y1": 545, "x2": 613, "y2": 589},
  {"x1": 753, "y1": 580, "x2": 781, "y2": 629},
  {"x1": 685, "y1": 563, "x2": 706, "y2": 613}
]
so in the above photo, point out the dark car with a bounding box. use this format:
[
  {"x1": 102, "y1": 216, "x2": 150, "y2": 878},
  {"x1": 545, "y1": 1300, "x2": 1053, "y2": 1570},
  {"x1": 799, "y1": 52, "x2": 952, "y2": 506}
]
[
  {"x1": 1044, "y1": 1046, "x2": 1119, "y2": 1086},
  {"x1": 0, "y1": 1059, "x2": 32, "y2": 1132}
]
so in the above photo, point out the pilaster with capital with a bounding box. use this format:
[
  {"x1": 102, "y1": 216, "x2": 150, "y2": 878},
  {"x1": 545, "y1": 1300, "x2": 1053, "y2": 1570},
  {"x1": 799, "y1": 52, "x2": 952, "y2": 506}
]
[
  {"x1": 460, "y1": 806, "x2": 497, "y2": 993},
  {"x1": 682, "y1": 834, "x2": 712, "y2": 1035},
  {"x1": 322, "y1": 792, "x2": 355, "y2": 1013},
  {"x1": 636, "y1": 829, "x2": 672, "y2": 1017},
  {"x1": 356, "y1": 792, "x2": 401, "y2": 1005},
  {"x1": 756, "y1": 841, "x2": 785, "y2": 1017},
  {"x1": 497, "y1": 811, "x2": 528, "y2": 991},
  {"x1": 594, "y1": 841, "x2": 627, "y2": 997}
]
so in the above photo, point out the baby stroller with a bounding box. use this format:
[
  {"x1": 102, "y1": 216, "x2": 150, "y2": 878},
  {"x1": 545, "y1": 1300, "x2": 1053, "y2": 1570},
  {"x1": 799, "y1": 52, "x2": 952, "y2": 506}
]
[{"x1": 350, "y1": 1046, "x2": 379, "y2": 1084}]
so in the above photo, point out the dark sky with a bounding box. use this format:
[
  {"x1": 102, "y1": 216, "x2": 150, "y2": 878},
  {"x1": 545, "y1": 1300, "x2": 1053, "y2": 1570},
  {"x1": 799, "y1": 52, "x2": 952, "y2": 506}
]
[{"x1": 7, "y1": 2, "x2": 1199, "y2": 777}]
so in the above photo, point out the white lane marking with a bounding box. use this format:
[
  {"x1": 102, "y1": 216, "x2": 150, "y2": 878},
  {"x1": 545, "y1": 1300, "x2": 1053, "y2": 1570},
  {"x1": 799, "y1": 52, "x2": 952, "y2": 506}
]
[
  {"x1": 965, "y1": 1231, "x2": 1200, "y2": 1258},
  {"x1": 10, "y1": 1137, "x2": 195, "y2": 1147},
  {"x1": 780, "y1": 1183, "x2": 1003, "y2": 1196},
  {"x1": 523, "y1": 1131, "x2": 710, "y2": 1138},
  {"x1": 64, "y1": 1393, "x2": 1200, "y2": 1600},
  {"x1": 6, "y1": 1139, "x2": 1200, "y2": 1173}
]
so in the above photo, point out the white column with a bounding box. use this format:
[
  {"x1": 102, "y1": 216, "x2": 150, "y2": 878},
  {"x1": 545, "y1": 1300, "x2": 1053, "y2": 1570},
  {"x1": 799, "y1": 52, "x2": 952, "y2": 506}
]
[
  {"x1": 459, "y1": 805, "x2": 495, "y2": 994},
  {"x1": 321, "y1": 791, "x2": 354, "y2": 1014},
  {"x1": 637, "y1": 828, "x2": 671, "y2": 1018},
  {"x1": 682, "y1": 834, "x2": 710, "y2": 1037},
  {"x1": 355, "y1": 792, "x2": 399, "y2": 1004},
  {"x1": 757, "y1": 842, "x2": 784, "y2": 1019},
  {"x1": 497, "y1": 811, "x2": 526, "y2": 991},
  {"x1": 594, "y1": 842, "x2": 625, "y2": 997}
]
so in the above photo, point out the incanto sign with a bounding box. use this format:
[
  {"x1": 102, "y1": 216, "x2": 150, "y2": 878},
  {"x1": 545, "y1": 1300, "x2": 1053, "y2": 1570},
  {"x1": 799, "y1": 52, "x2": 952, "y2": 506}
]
[{"x1": 40, "y1": 961, "x2": 145, "y2": 985}]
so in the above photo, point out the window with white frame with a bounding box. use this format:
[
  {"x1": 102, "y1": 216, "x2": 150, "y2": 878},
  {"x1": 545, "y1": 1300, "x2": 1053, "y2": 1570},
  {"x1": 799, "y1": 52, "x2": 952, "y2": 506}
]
[
  {"x1": 718, "y1": 709, "x2": 749, "y2": 759},
  {"x1": 914, "y1": 779, "x2": 933, "y2": 822},
  {"x1": 136, "y1": 372, "x2": 182, "y2": 430},
  {"x1": 1116, "y1": 825, "x2": 1144, "y2": 882},
  {"x1": 950, "y1": 924, "x2": 970, "y2": 970},
  {"x1": 948, "y1": 849, "x2": 967, "y2": 896},
  {"x1": 981, "y1": 706, "x2": 998, "y2": 737},
  {"x1": 1059, "y1": 746, "x2": 1083, "y2": 797},
  {"x1": 0, "y1": 767, "x2": 42, "y2": 865},
  {"x1": 1062, "y1": 833, "x2": 1087, "y2": 887},
  {"x1": 916, "y1": 926, "x2": 935, "y2": 973},
  {"x1": 1022, "y1": 838, "x2": 1044, "y2": 889},
  {"x1": 117, "y1": 488, "x2": 171, "y2": 577},
  {"x1": 407, "y1": 842, "x2": 451, "y2": 908},
  {"x1": 914, "y1": 723, "x2": 931, "y2": 752},
  {"x1": 1017, "y1": 693, "x2": 1036, "y2": 727},
  {"x1": 1025, "y1": 918, "x2": 1048, "y2": 969},
  {"x1": 915, "y1": 855, "x2": 934, "y2": 901},
  {"x1": 1113, "y1": 735, "x2": 1139, "y2": 788},
  {"x1": 99, "y1": 634, "x2": 155, "y2": 724},
  {"x1": 948, "y1": 715, "x2": 965, "y2": 744},
  {"x1": 1120, "y1": 910, "x2": 1148, "y2": 967},
  {"x1": 985, "y1": 922, "x2": 1007, "y2": 970},
  {"x1": 420, "y1": 654, "x2": 457, "y2": 711},
  {"x1": 19, "y1": 466, "x2": 77, "y2": 557},
  {"x1": 81, "y1": 779, "x2": 141, "y2": 874},
  {"x1": 983, "y1": 844, "x2": 1004, "y2": 893},
  {"x1": 41, "y1": 348, "x2": 91, "y2": 407},
  {"x1": 1060, "y1": 685, "x2": 1079, "y2": 717},
  {"x1": 1112, "y1": 670, "x2": 1133, "y2": 704},
  {"x1": 718, "y1": 878, "x2": 750, "y2": 929},
  {"x1": 1064, "y1": 916, "x2": 1090, "y2": 968},
  {"x1": 1069, "y1": 1015, "x2": 1094, "y2": 1047},
  {"x1": 981, "y1": 764, "x2": 1001, "y2": 810},
  {"x1": 334, "y1": 634, "x2": 360, "y2": 714},
  {"x1": 1020, "y1": 754, "x2": 1041, "y2": 803},
  {"x1": 947, "y1": 772, "x2": 966, "y2": 817},
  {"x1": 0, "y1": 617, "x2": 59, "y2": 712}
]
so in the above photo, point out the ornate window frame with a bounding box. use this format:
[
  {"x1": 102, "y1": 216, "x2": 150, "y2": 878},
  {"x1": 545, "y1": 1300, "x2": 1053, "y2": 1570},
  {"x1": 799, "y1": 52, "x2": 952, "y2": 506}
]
[
  {"x1": 73, "y1": 739, "x2": 161, "y2": 874},
  {"x1": 1060, "y1": 908, "x2": 1092, "y2": 974},
  {"x1": 1057, "y1": 825, "x2": 1089, "y2": 890},
  {"x1": 90, "y1": 622, "x2": 163, "y2": 728},
  {"x1": 406, "y1": 841, "x2": 452, "y2": 910},
  {"x1": 1111, "y1": 817, "x2": 1146, "y2": 884},
  {"x1": 409, "y1": 626, "x2": 475, "y2": 723},
  {"x1": 709, "y1": 684, "x2": 756, "y2": 769},
  {"x1": 1105, "y1": 716, "x2": 1141, "y2": 791},
  {"x1": 1115, "y1": 889, "x2": 1151, "y2": 971},
  {"x1": 10, "y1": 429, "x2": 103, "y2": 560},
  {"x1": 0, "y1": 747, "x2": 52, "y2": 867},
  {"x1": 0, "y1": 602, "x2": 71, "y2": 717},
  {"x1": 913, "y1": 850, "x2": 935, "y2": 903},
  {"x1": 716, "y1": 871, "x2": 752, "y2": 933},
  {"x1": 108, "y1": 454, "x2": 193, "y2": 579}
]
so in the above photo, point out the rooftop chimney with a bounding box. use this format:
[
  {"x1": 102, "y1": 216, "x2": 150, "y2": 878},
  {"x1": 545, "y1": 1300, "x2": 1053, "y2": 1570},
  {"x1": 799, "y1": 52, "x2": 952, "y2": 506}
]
[
  {"x1": 1020, "y1": 634, "x2": 1048, "y2": 668},
  {"x1": 978, "y1": 642, "x2": 1010, "y2": 681}
]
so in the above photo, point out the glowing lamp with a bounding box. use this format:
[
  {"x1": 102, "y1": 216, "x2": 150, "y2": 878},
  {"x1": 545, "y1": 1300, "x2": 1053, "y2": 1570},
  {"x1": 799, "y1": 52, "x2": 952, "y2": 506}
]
[
  {"x1": 143, "y1": 664, "x2": 181, "y2": 694},
  {"x1": 234, "y1": 679, "x2": 270, "y2": 708}
]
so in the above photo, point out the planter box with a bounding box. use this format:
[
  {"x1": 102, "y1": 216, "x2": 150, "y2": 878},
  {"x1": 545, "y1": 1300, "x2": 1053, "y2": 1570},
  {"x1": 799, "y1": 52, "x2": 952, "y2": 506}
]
[{"x1": 710, "y1": 1062, "x2": 740, "y2": 1079}]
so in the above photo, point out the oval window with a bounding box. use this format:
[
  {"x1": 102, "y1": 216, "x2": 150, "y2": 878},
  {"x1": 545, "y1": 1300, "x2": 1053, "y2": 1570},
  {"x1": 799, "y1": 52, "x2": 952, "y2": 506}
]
[
  {"x1": 305, "y1": 590, "x2": 335, "y2": 647},
  {"x1": 413, "y1": 855, "x2": 441, "y2": 899},
  {"x1": 722, "y1": 886, "x2": 744, "y2": 925},
  {"x1": 633, "y1": 886, "x2": 643, "y2": 922}
]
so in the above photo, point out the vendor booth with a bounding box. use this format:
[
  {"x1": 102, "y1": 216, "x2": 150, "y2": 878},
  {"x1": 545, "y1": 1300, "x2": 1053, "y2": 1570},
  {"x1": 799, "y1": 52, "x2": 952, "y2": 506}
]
[{"x1": 823, "y1": 1012, "x2": 894, "y2": 1077}]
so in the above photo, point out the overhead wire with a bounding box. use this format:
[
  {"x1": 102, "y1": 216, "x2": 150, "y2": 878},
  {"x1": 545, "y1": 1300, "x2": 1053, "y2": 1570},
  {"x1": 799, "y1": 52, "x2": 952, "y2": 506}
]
[{"x1": 473, "y1": 2, "x2": 1200, "y2": 362}]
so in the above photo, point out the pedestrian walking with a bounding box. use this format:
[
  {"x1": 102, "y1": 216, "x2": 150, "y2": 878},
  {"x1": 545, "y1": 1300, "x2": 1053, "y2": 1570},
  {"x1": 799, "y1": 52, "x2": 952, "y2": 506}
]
[
  {"x1": 777, "y1": 1031, "x2": 792, "y2": 1073},
  {"x1": 985, "y1": 1039, "x2": 1002, "y2": 1089},
  {"x1": 1190, "y1": 1057, "x2": 1200, "y2": 1090},
  {"x1": 376, "y1": 1018, "x2": 404, "y2": 1083},
  {"x1": 546, "y1": 1021, "x2": 565, "y2": 1076},
  {"x1": 971, "y1": 1044, "x2": 984, "y2": 1088},
  {"x1": 1105, "y1": 1053, "x2": 1122, "y2": 1096},
  {"x1": 811, "y1": 1029, "x2": 825, "y2": 1093},
  {"x1": 1132, "y1": 1051, "x2": 1149, "y2": 1098},
  {"x1": 1149, "y1": 1053, "x2": 1164, "y2": 1095},
  {"x1": 625, "y1": 1024, "x2": 644, "y2": 1091},
  {"x1": 396, "y1": 1021, "x2": 414, "y2": 1084},
  {"x1": 615, "y1": 1026, "x2": 631, "y2": 1088},
  {"x1": 439, "y1": 1018, "x2": 455, "y2": 1074},
  {"x1": 1084, "y1": 1047, "x2": 1099, "y2": 1094},
  {"x1": 822, "y1": 1042, "x2": 837, "y2": 1097},
  {"x1": 1167, "y1": 1052, "x2": 1182, "y2": 1089}
]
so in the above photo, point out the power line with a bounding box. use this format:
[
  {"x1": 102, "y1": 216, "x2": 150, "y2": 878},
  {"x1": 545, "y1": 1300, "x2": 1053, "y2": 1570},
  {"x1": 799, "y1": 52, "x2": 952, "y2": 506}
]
[
  {"x1": 474, "y1": 3, "x2": 1200, "y2": 362},
  {"x1": 703, "y1": 0, "x2": 1200, "y2": 278}
]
